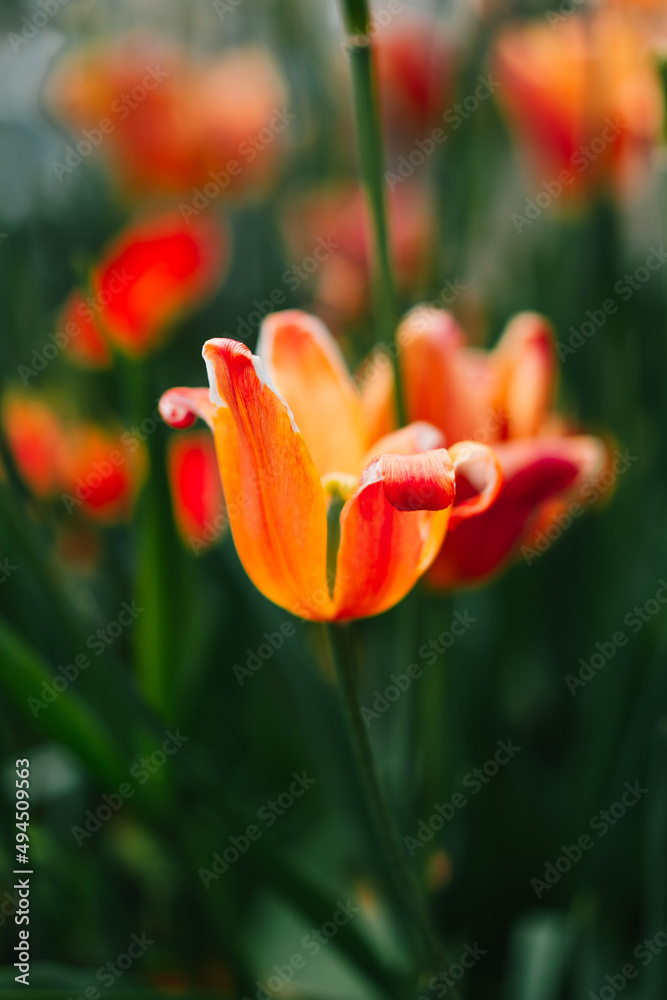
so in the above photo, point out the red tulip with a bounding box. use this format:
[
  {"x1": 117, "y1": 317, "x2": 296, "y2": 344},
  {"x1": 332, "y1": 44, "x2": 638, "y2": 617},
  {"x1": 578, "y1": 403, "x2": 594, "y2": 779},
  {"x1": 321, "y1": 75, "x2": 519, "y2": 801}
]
[{"x1": 398, "y1": 307, "x2": 609, "y2": 585}]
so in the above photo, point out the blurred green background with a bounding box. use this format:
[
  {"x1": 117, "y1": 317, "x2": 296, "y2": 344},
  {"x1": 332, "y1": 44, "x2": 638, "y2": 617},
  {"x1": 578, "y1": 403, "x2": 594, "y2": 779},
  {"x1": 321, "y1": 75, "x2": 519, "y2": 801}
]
[{"x1": 1, "y1": 0, "x2": 666, "y2": 998}]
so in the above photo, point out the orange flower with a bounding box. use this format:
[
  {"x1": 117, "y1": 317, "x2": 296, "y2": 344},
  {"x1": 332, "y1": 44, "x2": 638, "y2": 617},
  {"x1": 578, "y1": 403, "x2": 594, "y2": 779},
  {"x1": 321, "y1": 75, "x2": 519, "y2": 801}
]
[
  {"x1": 62, "y1": 210, "x2": 227, "y2": 362},
  {"x1": 283, "y1": 182, "x2": 435, "y2": 325},
  {"x1": 492, "y1": 10, "x2": 663, "y2": 199},
  {"x1": 397, "y1": 307, "x2": 609, "y2": 585},
  {"x1": 3, "y1": 393, "x2": 146, "y2": 524},
  {"x1": 167, "y1": 431, "x2": 225, "y2": 553},
  {"x1": 160, "y1": 311, "x2": 501, "y2": 620},
  {"x1": 47, "y1": 33, "x2": 289, "y2": 197}
]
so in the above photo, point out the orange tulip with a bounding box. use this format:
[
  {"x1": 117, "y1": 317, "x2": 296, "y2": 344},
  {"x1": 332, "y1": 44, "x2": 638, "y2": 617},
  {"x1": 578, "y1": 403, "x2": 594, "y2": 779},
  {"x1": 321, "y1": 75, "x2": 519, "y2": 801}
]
[
  {"x1": 167, "y1": 431, "x2": 225, "y2": 553},
  {"x1": 492, "y1": 10, "x2": 663, "y2": 199},
  {"x1": 3, "y1": 393, "x2": 146, "y2": 524},
  {"x1": 283, "y1": 182, "x2": 434, "y2": 325},
  {"x1": 160, "y1": 311, "x2": 501, "y2": 620},
  {"x1": 75, "y1": 210, "x2": 227, "y2": 360},
  {"x1": 397, "y1": 307, "x2": 609, "y2": 585},
  {"x1": 47, "y1": 33, "x2": 289, "y2": 197}
]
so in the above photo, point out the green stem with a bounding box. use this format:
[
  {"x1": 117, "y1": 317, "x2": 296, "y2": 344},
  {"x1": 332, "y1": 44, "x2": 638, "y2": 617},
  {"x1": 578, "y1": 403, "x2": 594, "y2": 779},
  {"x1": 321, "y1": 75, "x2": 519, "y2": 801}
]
[
  {"x1": 324, "y1": 623, "x2": 458, "y2": 993},
  {"x1": 338, "y1": 0, "x2": 406, "y2": 425}
]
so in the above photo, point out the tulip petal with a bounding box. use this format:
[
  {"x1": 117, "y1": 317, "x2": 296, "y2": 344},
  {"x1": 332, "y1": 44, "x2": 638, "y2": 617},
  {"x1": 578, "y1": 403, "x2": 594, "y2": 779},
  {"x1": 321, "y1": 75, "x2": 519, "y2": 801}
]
[
  {"x1": 356, "y1": 348, "x2": 398, "y2": 444},
  {"x1": 159, "y1": 388, "x2": 216, "y2": 429},
  {"x1": 492, "y1": 312, "x2": 556, "y2": 438},
  {"x1": 202, "y1": 338, "x2": 331, "y2": 619},
  {"x1": 258, "y1": 310, "x2": 367, "y2": 478},
  {"x1": 429, "y1": 434, "x2": 606, "y2": 586},
  {"x1": 399, "y1": 306, "x2": 492, "y2": 443},
  {"x1": 447, "y1": 441, "x2": 503, "y2": 526},
  {"x1": 332, "y1": 426, "x2": 455, "y2": 620},
  {"x1": 167, "y1": 431, "x2": 225, "y2": 550}
]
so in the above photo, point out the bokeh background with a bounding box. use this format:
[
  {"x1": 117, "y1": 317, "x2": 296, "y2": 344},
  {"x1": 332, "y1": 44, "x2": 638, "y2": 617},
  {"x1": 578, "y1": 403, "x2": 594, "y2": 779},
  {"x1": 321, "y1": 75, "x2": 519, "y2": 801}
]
[{"x1": 1, "y1": 0, "x2": 667, "y2": 997}]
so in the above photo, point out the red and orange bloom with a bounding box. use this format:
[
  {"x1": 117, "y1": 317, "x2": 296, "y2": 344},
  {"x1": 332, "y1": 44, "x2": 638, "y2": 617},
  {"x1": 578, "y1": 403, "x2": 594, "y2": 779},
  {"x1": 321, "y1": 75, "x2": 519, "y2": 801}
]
[
  {"x1": 3, "y1": 393, "x2": 146, "y2": 524},
  {"x1": 283, "y1": 182, "x2": 435, "y2": 326},
  {"x1": 62, "y1": 210, "x2": 227, "y2": 364},
  {"x1": 167, "y1": 431, "x2": 225, "y2": 553},
  {"x1": 160, "y1": 311, "x2": 501, "y2": 620},
  {"x1": 397, "y1": 307, "x2": 609, "y2": 585},
  {"x1": 492, "y1": 10, "x2": 663, "y2": 200},
  {"x1": 47, "y1": 33, "x2": 289, "y2": 197}
]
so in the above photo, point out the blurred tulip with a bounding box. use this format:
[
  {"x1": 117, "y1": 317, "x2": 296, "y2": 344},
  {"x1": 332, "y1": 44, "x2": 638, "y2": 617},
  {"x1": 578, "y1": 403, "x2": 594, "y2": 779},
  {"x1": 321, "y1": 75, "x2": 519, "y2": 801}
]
[
  {"x1": 3, "y1": 393, "x2": 146, "y2": 524},
  {"x1": 167, "y1": 431, "x2": 225, "y2": 553},
  {"x1": 284, "y1": 182, "x2": 435, "y2": 325},
  {"x1": 397, "y1": 307, "x2": 609, "y2": 585},
  {"x1": 47, "y1": 33, "x2": 289, "y2": 197},
  {"x1": 160, "y1": 311, "x2": 500, "y2": 620},
  {"x1": 492, "y1": 10, "x2": 663, "y2": 199},
  {"x1": 58, "y1": 289, "x2": 112, "y2": 369},
  {"x1": 86, "y1": 210, "x2": 227, "y2": 359},
  {"x1": 375, "y1": 11, "x2": 456, "y2": 146}
]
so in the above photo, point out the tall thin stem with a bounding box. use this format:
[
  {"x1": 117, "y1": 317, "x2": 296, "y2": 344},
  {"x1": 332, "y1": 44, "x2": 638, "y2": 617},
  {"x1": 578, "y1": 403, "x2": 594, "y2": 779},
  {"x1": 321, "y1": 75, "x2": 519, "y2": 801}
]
[
  {"x1": 324, "y1": 623, "x2": 461, "y2": 996},
  {"x1": 338, "y1": 0, "x2": 406, "y2": 425}
]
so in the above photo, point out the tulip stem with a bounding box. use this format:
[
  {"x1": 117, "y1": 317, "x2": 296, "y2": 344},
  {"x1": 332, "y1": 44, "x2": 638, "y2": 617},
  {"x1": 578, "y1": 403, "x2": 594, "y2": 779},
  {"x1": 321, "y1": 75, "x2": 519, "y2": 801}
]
[
  {"x1": 338, "y1": 0, "x2": 406, "y2": 426},
  {"x1": 324, "y1": 622, "x2": 457, "y2": 991}
]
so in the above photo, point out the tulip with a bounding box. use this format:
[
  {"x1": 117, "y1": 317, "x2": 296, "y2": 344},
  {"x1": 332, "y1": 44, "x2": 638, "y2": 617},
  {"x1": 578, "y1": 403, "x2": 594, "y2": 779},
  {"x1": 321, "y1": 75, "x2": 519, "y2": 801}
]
[
  {"x1": 283, "y1": 182, "x2": 435, "y2": 325},
  {"x1": 492, "y1": 10, "x2": 663, "y2": 198},
  {"x1": 160, "y1": 311, "x2": 501, "y2": 620},
  {"x1": 375, "y1": 11, "x2": 456, "y2": 147},
  {"x1": 167, "y1": 431, "x2": 225, "y2": 552},
  {"x1": 3, "y1": 393, "x2": 146, "y2": 524},
  {"x1": 58, "y1": 289, "x2": 112, "y2": 369},
  {"x1": 398, "y1": 306, "x2": 609, "y2": 585},
  {"x1": 88, "y1": 210, "x2": 227, "y2": 359},
  {"x1": 47, "y1": 33, "x2": 289, "y2": 197}
]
